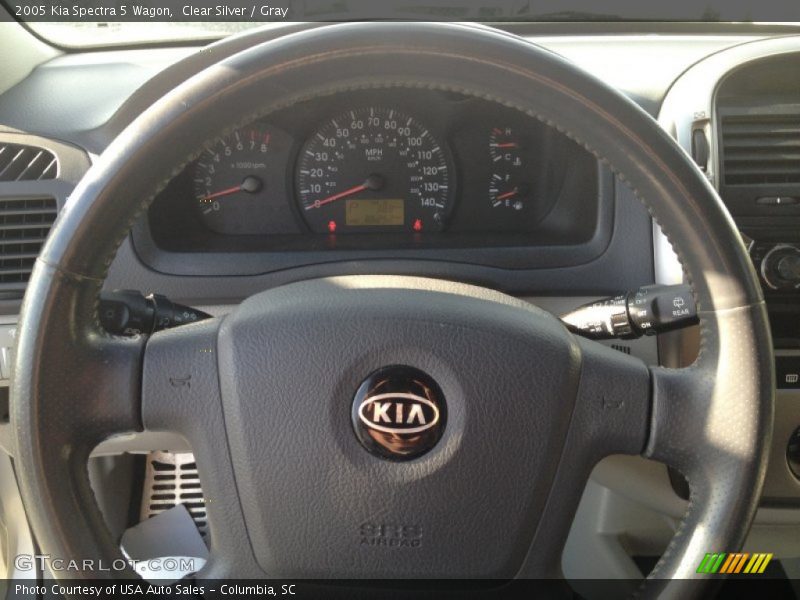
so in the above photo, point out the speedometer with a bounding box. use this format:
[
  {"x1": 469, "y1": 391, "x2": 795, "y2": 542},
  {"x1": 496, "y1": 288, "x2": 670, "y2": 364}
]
[{"x1": 296, "y1": 107, "x2": 453, "y2": 233}]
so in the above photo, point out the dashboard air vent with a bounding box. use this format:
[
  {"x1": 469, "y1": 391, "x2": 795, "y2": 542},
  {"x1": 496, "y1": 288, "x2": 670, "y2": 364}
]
[
  {"x1": 721, "y1": 114, "x2": 800, "y2": 185},
  {"x1": 0, "y1": 197, "x2": 57, "y2": 291},
  {"x1": 0, "y1": 143, "x2": 58, "y2": 181},
  {"x1": 141, "y1": 451, "x2": 207, "y2": 538}
]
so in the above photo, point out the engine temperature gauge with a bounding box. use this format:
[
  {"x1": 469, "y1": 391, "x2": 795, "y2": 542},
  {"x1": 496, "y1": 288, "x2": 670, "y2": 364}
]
[{"x1": 488, "y1": 127, "x2": 530, "y2": 211}]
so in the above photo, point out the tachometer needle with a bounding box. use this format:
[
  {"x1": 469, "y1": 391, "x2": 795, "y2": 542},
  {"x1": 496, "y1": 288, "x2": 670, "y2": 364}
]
[
  {"x1": 200, "y1": 185, "x2": 242, "y2": 203},
  {"x1": 496, "y1": 188, "x2": 519, "y2": 201},
  {"x1": 200, "y1": 176, "x2": 263, "y2": 203}
]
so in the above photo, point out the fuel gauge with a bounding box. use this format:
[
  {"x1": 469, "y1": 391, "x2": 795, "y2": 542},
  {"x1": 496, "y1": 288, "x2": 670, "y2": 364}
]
[{"x1": 488, "y1": 127, "x2": 530, "y2": 211}]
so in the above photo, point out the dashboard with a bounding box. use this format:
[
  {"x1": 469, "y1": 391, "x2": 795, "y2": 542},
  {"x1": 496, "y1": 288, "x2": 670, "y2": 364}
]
[{"x1": 147, "y1": 89, "x2": 598, "y2": 255}]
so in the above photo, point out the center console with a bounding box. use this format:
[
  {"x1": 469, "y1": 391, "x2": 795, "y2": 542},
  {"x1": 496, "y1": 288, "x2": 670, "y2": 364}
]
[{"x1": 659, "y1": 36, "x2": 800, "y2": 506}]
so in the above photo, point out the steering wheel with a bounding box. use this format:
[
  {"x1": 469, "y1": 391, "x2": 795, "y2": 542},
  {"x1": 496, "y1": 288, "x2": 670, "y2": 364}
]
[{"x1": 12, "y1": 22, "x2": 773, "y2": 597}]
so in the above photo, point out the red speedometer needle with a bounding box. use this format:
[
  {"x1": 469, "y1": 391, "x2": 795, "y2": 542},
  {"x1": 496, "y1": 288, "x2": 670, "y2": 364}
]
[
  {"x1": 309, "y1": 183, "x2": 367, "y2": 209},
  {"x1": 305, "y1": 174, "x2": 385, "y2": 210}
]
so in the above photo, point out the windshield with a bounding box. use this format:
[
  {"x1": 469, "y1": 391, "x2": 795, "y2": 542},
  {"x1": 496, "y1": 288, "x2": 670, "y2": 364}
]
[
  {"x1": 13, "y1": 0, "x2": 800, "y2": 48},
  {"x1": 28, "y1": 22, "x2": 264, "y2": 47}
]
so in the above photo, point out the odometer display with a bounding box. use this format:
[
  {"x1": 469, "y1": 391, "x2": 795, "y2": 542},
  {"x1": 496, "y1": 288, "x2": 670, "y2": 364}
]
[
  {"x1": 346, "y1": 199, "x2": 405, "y2": 227},
  {"x1": 296, "y1": 107, "x2": 452, "y2": 233}
]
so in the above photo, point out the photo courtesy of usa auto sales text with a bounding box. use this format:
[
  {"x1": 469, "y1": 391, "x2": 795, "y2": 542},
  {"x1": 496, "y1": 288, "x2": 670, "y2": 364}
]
[
  {"x1": 16, "y1": 583, "x2": 298, "y2": 596},
  {"x1": 16, "y1": 584, "x2": 205, "y2": 597}
]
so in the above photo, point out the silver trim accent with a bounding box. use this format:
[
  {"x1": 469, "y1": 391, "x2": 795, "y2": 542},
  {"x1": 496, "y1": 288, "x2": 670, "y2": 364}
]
[
  {"x1": 659, "y1": 35, "x2": 800, "y2": 189},
  {"x1": 140, "y1": 451, "x2": 207, "y2": 538},
  {"x1": 652, "y1": 222, "x2": 684, "y2": 286},
  {"x1": 760, "y1": 244, "x2": 800, "y2": 290},
  {"x1": 655, "y1": 36, "x2": 800, "y2": 286}
]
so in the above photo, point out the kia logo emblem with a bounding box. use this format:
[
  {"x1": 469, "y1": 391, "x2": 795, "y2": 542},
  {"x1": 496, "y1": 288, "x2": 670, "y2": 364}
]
[
  {"x1": 352, "y1": 366, "x2": 446, "y2": 460},
  {"x1": 358, "y1": 393, "x2": 440, "y2": 435}
]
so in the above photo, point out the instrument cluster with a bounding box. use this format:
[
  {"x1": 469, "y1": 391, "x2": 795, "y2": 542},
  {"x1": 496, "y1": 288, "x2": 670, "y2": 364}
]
[{"x1": 148, "y1": 88, "x2": 598, "y2": 253}]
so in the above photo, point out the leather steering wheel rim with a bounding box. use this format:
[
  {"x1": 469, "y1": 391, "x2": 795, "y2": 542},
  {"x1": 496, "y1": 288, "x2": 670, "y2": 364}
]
[{"x1": 12, "y1": 22, "x2": 773, "y2": 596}]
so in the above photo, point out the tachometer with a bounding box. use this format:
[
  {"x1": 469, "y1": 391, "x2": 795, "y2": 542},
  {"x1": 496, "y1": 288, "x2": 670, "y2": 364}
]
[
  {"x1": 194, "y1": 125, "x2": 291, "y2": 235},
  {"x1": 296, "y1": 107, "x2": 453, "y2": 233}
]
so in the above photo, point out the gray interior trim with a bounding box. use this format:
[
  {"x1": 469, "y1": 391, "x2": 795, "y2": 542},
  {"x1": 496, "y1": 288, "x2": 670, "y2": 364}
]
[
  {"x1": 652, "y1": 222, "x2": 684, "y2": 286},
  {"x1": 658, "y1": 35, "x2": 800, "y2": 191},
  {"x1": 585, "y1": 38, "x2": 800, "y2": 579},
  {"x1": 0, "y1": 452, "x2": 36, "y2": 579},
  {"x1": 0, "y1": 18, "x2": 59, "y2": 99}
]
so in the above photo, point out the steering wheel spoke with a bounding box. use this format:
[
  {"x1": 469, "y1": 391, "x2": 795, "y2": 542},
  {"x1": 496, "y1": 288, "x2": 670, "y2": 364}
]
[
  {"x1": 142, "y1": 318, "x2": 222, "y2": 437},
  {"x1": 645, "y1": 306, "x2": 774, "y2": 476},
  {"x1": 517, "y1": 336, "x2": 651, "y2": 577},
  {"x1": 572, "y1": 337, "x2": 651, "y2": 457},
  {"x1": 141, "y1": 318, "x2": 263, "y2": 577}
]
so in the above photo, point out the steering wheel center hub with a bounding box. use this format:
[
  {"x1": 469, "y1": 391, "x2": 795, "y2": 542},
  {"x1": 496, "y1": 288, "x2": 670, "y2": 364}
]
[
  {"x1": 352, "y1": 365, "x2": 447, "y2": 461},
  {"x1": 213, "y1": 276, "x2": 582, "y2": 577}
]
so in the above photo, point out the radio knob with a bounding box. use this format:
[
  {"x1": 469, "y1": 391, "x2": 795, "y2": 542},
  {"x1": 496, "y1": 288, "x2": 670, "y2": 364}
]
[{"x1": 761, "y1": 244, "x2": 800, "y2": 290}]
